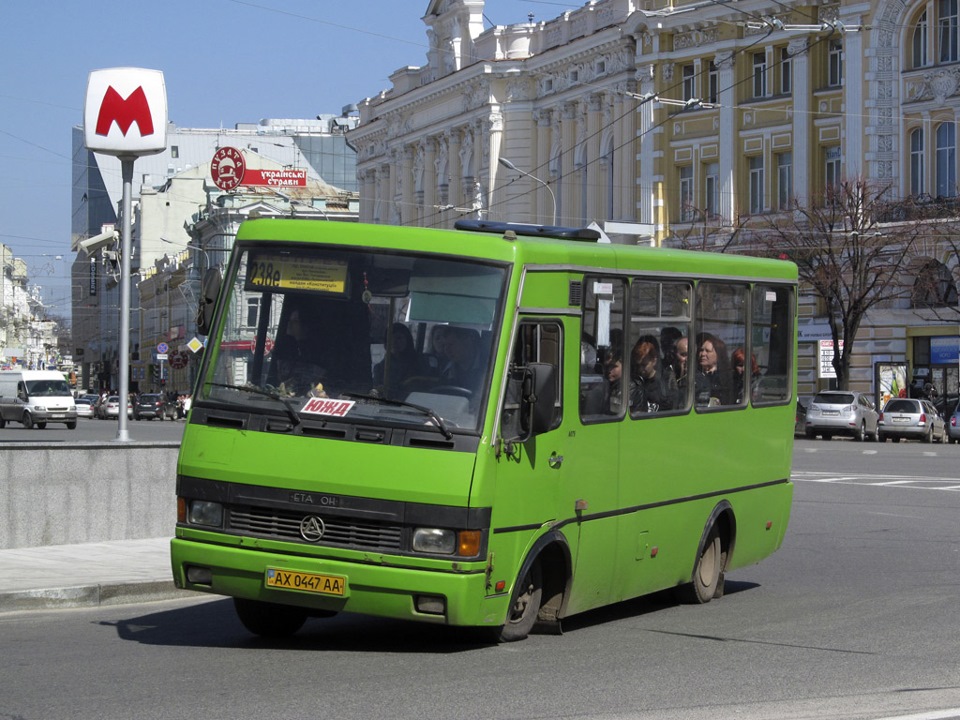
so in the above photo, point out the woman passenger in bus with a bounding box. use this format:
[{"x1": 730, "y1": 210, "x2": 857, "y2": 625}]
[
  {"x1": 695, "y1": 332, "x2": 734, "y2": 406},
  {"x1": 629, "y1": 335, "x2": 676, "y2": 413},
  {"x1": 731, "y1": 347, "x2": 761, "y2": 404}
]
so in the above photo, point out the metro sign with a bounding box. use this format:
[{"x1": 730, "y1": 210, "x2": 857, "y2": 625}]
[{"x1": 84, "y1": 68, "x2": 167, "y2": 156}]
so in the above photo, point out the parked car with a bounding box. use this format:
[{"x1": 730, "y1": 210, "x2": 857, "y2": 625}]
[
  {"x1": 878, "y1": 397, "x2": 947, "y2": 443},
  {"x1": 101, "y1": 395, "x2": 133, "y2": 419},
  {"x1": 74, "y1": 397, "x2": 95, "y2": 419},
  {"x1": 949, "y1": 401, "x2": 960, "y2": 444},
  {"x1": 134, "y1": 393, "x2": 174, "y2": 421},
  {"x1": 804, "y1": 390, "x2": 880, "y2": 441}
]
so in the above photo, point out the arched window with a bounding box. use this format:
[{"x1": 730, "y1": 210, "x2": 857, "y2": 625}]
[
  {"x1": 935, "y1": 122, "x2": 956, "y2": 197},
  {"x1": 912, "y1": 259, "x2": 959, "y2": 307},
  {"x1": 914, "y1": 10, "x2": 929, "y2": 68},
  {"x1": 911, "y1": 128, "x2": 925, "y2": 196}
]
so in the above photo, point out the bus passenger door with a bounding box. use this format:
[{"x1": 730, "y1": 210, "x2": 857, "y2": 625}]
[{"x1": 493, "y1": 319, "x2": 570, "y2": 593}]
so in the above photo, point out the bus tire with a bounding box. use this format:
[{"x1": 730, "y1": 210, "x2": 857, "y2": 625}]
[
  {"x1": 497, "y1": 558, "x2": 543, "y2": 642},
  {"x1": 679, "y1": 526, "x2": 722, "y2": 604},
  {"x1": 233, "y1": 598, "x2": 308, "y2": 638}
]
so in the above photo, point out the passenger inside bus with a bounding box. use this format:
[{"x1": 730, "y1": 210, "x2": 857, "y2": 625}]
[
  {"x1": 732, "y1": 347, "x2": 761, "y2": 404},
  {"x1": 440, "y1": 327, "x2": 483, "y2": 392},
  {"x1": 629, "y1": 335, "x2": 677, "y2": 413},
  {"x1": 602, "y1": 345, "x2": 624, "y2": 414},
  {"x1": 373, "y1": 323, "x2": 423, "y2": 397},
  {"x1": 695, "y1": 332, "x2": 734, "y2": 406}
]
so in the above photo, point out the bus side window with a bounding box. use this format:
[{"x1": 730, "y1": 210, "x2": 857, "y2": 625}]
[
  {"x1": 695, "y1": 282, "x2": 747, "y2": 409},
  {"x1": 580, "y1": 277, "x2": 626, "y2": 422},
  {"x1": 751, "y1": 285, "x2": 794, "y2": 404}
]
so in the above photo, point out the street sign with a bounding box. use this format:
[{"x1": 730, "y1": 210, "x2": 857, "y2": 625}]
[
  {"x1": 84, "y1": 68, "x2": 167, "y2": 156},
  {"x1": 157, "y1": 353, "x2": 168, "y2": 361},
  {"x1": 156, "y1": 342, "x2": 169, "y2": 354}
]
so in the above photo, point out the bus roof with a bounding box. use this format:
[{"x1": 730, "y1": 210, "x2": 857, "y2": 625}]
[{"x1": 235, "y1": 219, "x2": 798, "y2": 283}]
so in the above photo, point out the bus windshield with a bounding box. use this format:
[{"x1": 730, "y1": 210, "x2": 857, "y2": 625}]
[{"x1": 200, "y1": 244, "x2": 507, "y2": 434}]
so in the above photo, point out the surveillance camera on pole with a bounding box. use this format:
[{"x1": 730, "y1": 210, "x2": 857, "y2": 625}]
[{"x1": 79, "y1": 228, "x2": 119, "y2": 257}]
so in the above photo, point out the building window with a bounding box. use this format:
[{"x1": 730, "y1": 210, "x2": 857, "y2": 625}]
[
  {"x1": 708, "y1": 62, "x2": 719, "y2": 103},
  {"x1": 679, "y1": 165, "x2": 695, "y2": 221},
  {"x1": 246, "y1": 297, "x2": 260, "y2": 328},
  {"x1": 911, "y1": 128, "x2": 926, "y2": 196},
  {"x1": 825, "y1": 147, "x2": 842, "y2": 196},
  {"x1": 777, "y1": 152, "x2": 793, "y2": 210},
  {"x1": 682, "y1": 64, "x2": 697, "y2": 101},
  {"x1": 705, "y1": 163, "x2": 719, "y2": 217},
  {"x1": 828, "y1": 40, "x2": 844, "y2": 87},
  {"x1": 936, "y1": 122, "x2": 956, "y2": 196},
  {"x1": 749, "y1": 156, "x2": 765, "y2": 214},
  {"x1": 753, "y1": 53, "x2": 767, "y2": 98},
  {"x1": 780, "y1": 47, "x2": 792, "y2": 95},
  {"x1": 914, "y1": 11, "x2": 929, "y2": 68},
  {"x1": 940, "y1": 0, "x2": 959, "y2": 63},
  {"x1": 171, "y1": 146, "x2": 179, "y2": 159}
]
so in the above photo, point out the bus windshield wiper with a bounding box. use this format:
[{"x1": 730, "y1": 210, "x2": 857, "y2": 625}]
[
  {"x1": 208, "y1": 382, "x2": 302, "y2": 427},
  {"x1": 342, "y1": 392, "x2": 453, "y2": 440}
]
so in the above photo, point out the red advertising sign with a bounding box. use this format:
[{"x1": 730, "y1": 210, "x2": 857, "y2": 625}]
[
  {"x1": 211, "y1": 146, "x2": 246, "y2": 190},
  {"x1": 84, "y1": 68, "x2": 167, "y2": 156},
  {"x1": 242, "y1": 169, "x2": 308, "y2": 187}
]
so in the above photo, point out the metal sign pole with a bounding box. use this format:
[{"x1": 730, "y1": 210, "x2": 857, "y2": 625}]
[{"x1": 116, "y1": 158, "x2": 134, "y2": 442}]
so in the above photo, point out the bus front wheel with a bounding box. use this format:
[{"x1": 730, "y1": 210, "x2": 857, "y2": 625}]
[
  {"x1": 233, "y1": 598, "x2": 308, "y2": 638},
  {"x1": 497, "y1": 558, "x2": 543, "y2": 642},
  {"x1": 679, "y1": 526, "x2": 723, "y2": 604}
]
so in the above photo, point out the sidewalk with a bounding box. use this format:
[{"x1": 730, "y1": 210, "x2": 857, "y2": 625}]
[{"x1": 0, "y1": 537, "x2": 185, "y2": 613}]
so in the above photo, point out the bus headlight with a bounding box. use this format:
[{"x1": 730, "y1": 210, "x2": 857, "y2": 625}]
[
  {"x1": 188, "y1": 500, "x2": 224, "y2": 528},
  {"x1": 412, "y1": 528, "x2": 456, "y2": 554}
]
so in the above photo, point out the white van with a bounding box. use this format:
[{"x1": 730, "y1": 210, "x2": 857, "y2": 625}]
[{"x1": 0, "y1": 370, "x2": 78, "y2": 429}]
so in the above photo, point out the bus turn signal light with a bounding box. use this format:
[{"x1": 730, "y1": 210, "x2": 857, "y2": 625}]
[{"x1": 458, "y1": 530, "x2": 482, "y2": 557}]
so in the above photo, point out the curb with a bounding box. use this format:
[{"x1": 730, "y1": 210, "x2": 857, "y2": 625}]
[{"x1": 0, "y1": 580, "x2": 188, "y2": 614}]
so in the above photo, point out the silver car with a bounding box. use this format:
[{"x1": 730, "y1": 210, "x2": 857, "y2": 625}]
[
  {"x1": 804, "y1": 390, "x2": 880, "y2": 441},
  {"x1": 950, "y1": 402, "x2": 960, "y2": 444},
  {"x1": 879, "y1": 398, "x2": 947, "y2": 443}
]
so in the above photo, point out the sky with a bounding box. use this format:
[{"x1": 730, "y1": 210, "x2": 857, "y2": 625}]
[{"x1": 0, "y1": 0, "x2": 580, "y2": 319}]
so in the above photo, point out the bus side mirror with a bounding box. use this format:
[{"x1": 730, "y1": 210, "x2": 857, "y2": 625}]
[
  {"x1": 196, "y1": 267, "x2": 222, "y2": 336},
  {"x1": 525, "y1": 362, "x2": 557, "y2": 437},
  {"x1": 501, "y1": 362, "x2": 557, "y2": 449}
]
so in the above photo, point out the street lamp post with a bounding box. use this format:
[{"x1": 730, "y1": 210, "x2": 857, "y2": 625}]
[{"x1": 498, "y1": 157, "x2": 557, "y2": 226}]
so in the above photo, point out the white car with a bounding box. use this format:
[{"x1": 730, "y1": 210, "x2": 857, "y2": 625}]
[
  {"x1": 74, "y1": 398, "x2": 95, "y2": 418},
  {"x1": 102, "y1": 395, "x2": 133, "y2": 419}
]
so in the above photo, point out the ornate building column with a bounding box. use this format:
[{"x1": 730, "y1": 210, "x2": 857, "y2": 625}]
[
  {"x1": 636, "y1": 64, "x2": 657, "y2": 234},
  {"x1": 715, "y1": 50, "x2": 737, "y2": 223}
]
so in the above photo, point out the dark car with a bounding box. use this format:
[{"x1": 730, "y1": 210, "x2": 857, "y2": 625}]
[
  {"x1": 134, "y1": 393, "x2": 174, "y2": 421},
  {"x1": 794, "y1": 398, "x2": 808, "y2": 437}
]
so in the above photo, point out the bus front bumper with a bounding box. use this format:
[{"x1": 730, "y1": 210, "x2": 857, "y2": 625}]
[{"x1": 170, "y1": 537, "x2": 507, "y2": 628}]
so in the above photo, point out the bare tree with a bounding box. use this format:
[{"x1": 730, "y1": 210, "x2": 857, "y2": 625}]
[{"x1": 753, "y1": 177, "x2": 924, "y2": 389}]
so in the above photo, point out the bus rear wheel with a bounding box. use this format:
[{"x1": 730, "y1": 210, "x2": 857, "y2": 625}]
[
  {"x1": 497, "y1": 559, "x2": 543, "y2": 642},
  {"x1": 679, "y1": 526, "x2": 723, "y2": 604},
  {"x1": 233, "y1": 598, "x2": 308, "y2": 638}
]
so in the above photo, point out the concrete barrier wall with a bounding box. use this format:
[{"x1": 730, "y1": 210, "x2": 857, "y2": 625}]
[{"x1": 0, "y1": 442, "x2": 180, "y2": 549}]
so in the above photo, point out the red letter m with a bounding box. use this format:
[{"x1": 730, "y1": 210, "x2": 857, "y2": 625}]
[{"x1": 95, "y1": 86, "x2": 154, "y2": 137}]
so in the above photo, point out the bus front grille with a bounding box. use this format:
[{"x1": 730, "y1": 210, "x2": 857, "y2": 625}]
[{"x1": 228, "y1": 507, "x2": 403, "y2": 551}]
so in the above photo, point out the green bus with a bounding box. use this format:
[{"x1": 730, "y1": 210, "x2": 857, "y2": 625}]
[{"x1": 171, "y1": 218, "x2": 796, "y2": 641}]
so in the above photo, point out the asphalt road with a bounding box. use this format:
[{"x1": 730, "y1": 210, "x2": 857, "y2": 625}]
[
  {"x1": 0, "y1": 414, "x2": 187, "y2": 443},
  {"x1": 0, "y1": 438, "x2": 958, "y2": 719}
]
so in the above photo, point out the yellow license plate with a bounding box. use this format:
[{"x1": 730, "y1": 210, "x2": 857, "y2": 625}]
[{"x1": 265, "y1": 568, "x2": 347, "y2": 596}]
